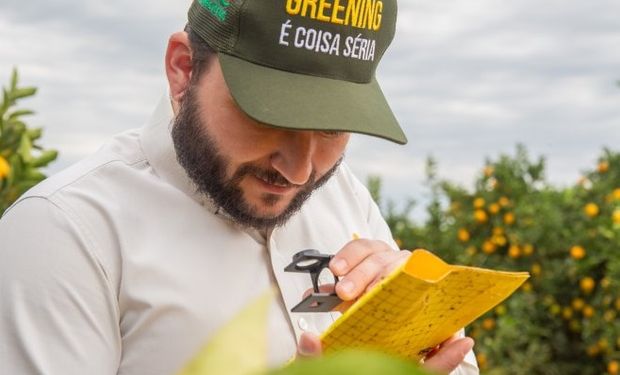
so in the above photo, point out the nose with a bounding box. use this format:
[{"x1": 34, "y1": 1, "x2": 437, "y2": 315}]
[{"x1": 270, "y1": 131, "x2": 315, "y2": 186}]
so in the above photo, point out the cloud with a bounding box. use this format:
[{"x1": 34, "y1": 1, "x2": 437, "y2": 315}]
[{"x1": 1, "y1": 0, "x2": 619, "y2": 220}]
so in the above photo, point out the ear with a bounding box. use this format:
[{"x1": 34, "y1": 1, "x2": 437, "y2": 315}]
[{"x1": 165, "y1": 31, "x2": 193, "y2": 105}]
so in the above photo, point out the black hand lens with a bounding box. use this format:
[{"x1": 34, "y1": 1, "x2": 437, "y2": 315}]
[{"x1": 284, "y1": 249, "x2": 343, "y2": 313}]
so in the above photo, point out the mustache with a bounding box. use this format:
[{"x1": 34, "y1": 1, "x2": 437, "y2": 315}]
[{"x1": 230, "y1": 164, "x2": 316, "y2": 189}]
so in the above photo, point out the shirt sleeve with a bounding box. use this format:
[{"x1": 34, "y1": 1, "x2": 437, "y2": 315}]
[
  {"x1": 449, "y1": 329, "x2": 480, "y2": 375},
  {"x1": 0, "y1": 197, "x2": 121, "y2": 374}
]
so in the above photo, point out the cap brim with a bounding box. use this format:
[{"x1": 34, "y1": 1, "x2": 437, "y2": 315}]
[{"x1": 218, "y1": 53, "x2": 407, "y2": 145}]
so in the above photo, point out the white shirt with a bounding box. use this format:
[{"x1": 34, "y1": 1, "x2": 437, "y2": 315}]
[{"x1": 0, "y1": 95, "x2": 478, "y2": 374}]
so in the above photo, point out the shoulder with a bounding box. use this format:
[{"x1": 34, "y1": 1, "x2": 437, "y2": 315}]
[
  {"x1": 1, "y1": 128, "x2": 147, "y2": 294},
  {"x1": 10, "y1": 128, "x2": 146, "y2": 205}
]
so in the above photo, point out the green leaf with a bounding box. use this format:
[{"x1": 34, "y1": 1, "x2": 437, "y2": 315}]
[
  {"x1": 27, "y1": 127, "x2": 43, "y2": 141},
  {"x1": 268, "y1": 350, "x2": 430, "y2": 375},
  {"x1": 0, "y1": 88, "x2": 10, "y2": 117},
  {"x1": 22, "y1": 168, "x2": 45, "y2": 181},
  {"x1": 176, "y1": 289, "x2": 273, "y2": 375},
  {"x1": 10, "y1": 68, "x2": 18, "y2": 91},
  {"x1": 17, "y1": 134, "x2": 32, "y2": 162},
  {"x1": 30, "y1": 149, "x2": 57, "y2": 167},
  {"x1": 9, "y1": 109, "x2": 35, "y2": 120},
  {"x1": 10, "y1": 87, "x2": 37, "y2": 101}
]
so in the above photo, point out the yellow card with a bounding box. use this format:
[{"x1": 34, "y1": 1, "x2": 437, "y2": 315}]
[{"x1": 321, "y1": 249, "x2": 530, "y2": 360}]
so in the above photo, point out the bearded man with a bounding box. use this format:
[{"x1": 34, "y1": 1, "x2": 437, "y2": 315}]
[{"x1": 0, "y1": 0, "x2": 478, "y2": 374}]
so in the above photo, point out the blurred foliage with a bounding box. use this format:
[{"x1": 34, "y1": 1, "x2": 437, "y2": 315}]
[
  {"x1": 178, "y1": 290, "x2": 432, "y2": 375},
  {"x1": 0, "y1": 68, "x2": 57, "y2": 215},
  {"x1": 377, "y1": 145, "x2": 620, "y2": 375}
]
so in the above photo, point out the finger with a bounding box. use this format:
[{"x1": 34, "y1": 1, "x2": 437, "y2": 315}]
[
  {"x1": 297, "y1": 332, "x2": 322, "y2": 358},
  {"x1": 302, "y1": 284, "x2": 335, "y2": 299},
  {"x1": 424, "y1": 334, "x2": 459, "y2": 361},
  {"x1": 423, "y1": 337, "x2": 475, "y2": 374},
  {"x1": 329, "y1": 239, "x2": 392, "y2": 276},
  {"x1": 335, "y1": 250, "x2": 402, "y2": 300}
]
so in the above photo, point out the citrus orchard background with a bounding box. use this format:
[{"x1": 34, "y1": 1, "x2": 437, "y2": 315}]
[
  {"x1": 2, "y1": 71, "x2": 619, "y2": 374},
  {"x1": 372, "y1": 146, "x2": 620, "y2": 374}
]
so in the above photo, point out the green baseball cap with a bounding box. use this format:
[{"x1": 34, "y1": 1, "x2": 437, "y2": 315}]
[{"x1": 187, "y1": 0, "x2": 407, "y2": 144}]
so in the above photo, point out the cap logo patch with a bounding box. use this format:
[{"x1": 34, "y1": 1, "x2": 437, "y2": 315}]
[
  {"x1": 279, "y1": 0, "x2": 382, "y2": 62},
  {"x1": 198, "y1": 0, "x2": 231, "y2": 21},
  {"x1": 285, "y1": 0, "x2": 383, "y2": 31}
]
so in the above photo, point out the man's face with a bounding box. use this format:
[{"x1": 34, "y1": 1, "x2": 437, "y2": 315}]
[{"x1": 172, "y1": 58, "x2": 350, "y2": 230}]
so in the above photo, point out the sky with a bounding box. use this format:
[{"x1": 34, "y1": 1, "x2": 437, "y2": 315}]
[{"x1": 1, "y1": 0, "x2": 619, "y2": 219}]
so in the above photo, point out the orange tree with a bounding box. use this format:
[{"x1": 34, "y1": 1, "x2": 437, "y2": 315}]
[
  {"x1": 0, "y1": 69, "x2": 57, "y2": 215},
  {"x1": 380, "y1": 145, "x2": 620, "y2": 374}
]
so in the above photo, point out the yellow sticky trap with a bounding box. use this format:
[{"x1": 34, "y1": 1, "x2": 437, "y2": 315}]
[{"x1": 321, "y1": 249, "x2": 529, "y2": 361}]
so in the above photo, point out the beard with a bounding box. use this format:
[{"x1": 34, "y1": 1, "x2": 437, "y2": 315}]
[{"x1": 171, "y1": 83, "x2": 342, "y2": 231}]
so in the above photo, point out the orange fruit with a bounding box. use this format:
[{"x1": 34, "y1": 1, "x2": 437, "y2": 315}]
[
  {"x1": 508, "y1": 245, "x2": 521, "y2": 258},
  {"x1": 582, "y1": 305, "x2": 594, "y2": 318},
  {"x1": 457, "y1": 229, "x2": 470, "y2": 242},
  {"x1": 584, "y1": 203, "x2": 599, "y2": 217},
  {"x1": 0, "y1": 155, "x2": 10, "y2": 179},
  {"x1": 482, "y1": 318, "x2": 496, "y2": 330},
  {"x1": 570, "y1": 245, "x2": 586, "y2": 260},
  {"x1": 598, "y1": 161, "x2": 609, "y2": 173},
  {"x1": 562, "y1": 306, "x2": 573, "y2": 319},
  {"x1": 580, "y1": 277, "x2": 595, "y2": 294},
  {"x1": 473, "y1": 197, "x2": 485, "y2": 209},
  {"x1": 609, "y1": 360, "x2": 619, "y2": 375},
  {"x1": 499, "y1": 196, "x2": 510, "y2": 207},
  {"x1": 476, "y1": 353, "x2": 488, "y2": 369},
  {"x1": 586, "y1": 344, "x2": 600, "y2": 357},
  {"x1": 483, "y1": 166, "x2": 494, "y2": 177},
  {"x1": 482, "y1": 241, "x2": 497, "y2": 254},
  {"x1": 613, "y1": 188, "x2": 620, "y2": 201},
  {"x1": 604, "y1": 310, "x2": 617, "y2": 322},
  {"x1": 613, "y1": 210, "x2": 620, "y2": 224},
  {"x1": 503, "y1": 212, "x2": 515, "y2": 225},
  {"x1": 601, "y1": 277, "x2": 611, "y2": 289},
  {"x1": 571, "y1": 298, "x2": 585, "y2": 311},
  {"x1": 531, "y1": 263, "x2": 541, "y2": 276},
  {"x1": 474, "y1": 209, "x2": 488, "y2": 223},
  {"x1": 489, "y1": 203, "x2": 500, "y2": 214},
  {"x1": 522, "y1": 244, "x2": 534, "y2": 256},
  {"x1": 492, "y1": 235, "x2": 507, "y2": 246}
]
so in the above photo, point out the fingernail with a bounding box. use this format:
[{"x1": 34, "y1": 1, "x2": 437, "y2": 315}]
[
  {"x1": 463, "y1": 338, "x2": 475, "y2": 352},
  {"x1": 331, "y1": 258, "x2": 347, "y2": 274},
  {"x1": 299, "y1": 337, "x2": 316, "y2": 356},
  {"x1": 338, "y1": 279, "x2": 354, "y2": 296}
]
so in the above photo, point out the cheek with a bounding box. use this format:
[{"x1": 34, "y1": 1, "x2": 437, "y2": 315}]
[
  {"x1": 205, "y1": 110, "x2": 278, "y2": 163},
  {"x1": 315, "y1": 135, "x2": 350, "y2": 173}
]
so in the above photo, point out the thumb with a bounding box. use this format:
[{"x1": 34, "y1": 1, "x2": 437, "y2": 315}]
[
  {"x1": 297, "y1": 332, "x2": 322, "y2": 358},
  {"x1": 423, "y1": 337, "x2": 475, "y2": 374}
]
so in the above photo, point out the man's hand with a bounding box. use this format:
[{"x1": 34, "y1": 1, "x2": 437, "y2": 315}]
[
  {"x1": 329, "y1": 239, "x2": 411, "y2": 301},
  {"x1": 295, "y1": 239, "x2": 475, "y2": 373},
  {"x1": 297, "y1": 332, "x2": 474, "y2": 374}
]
